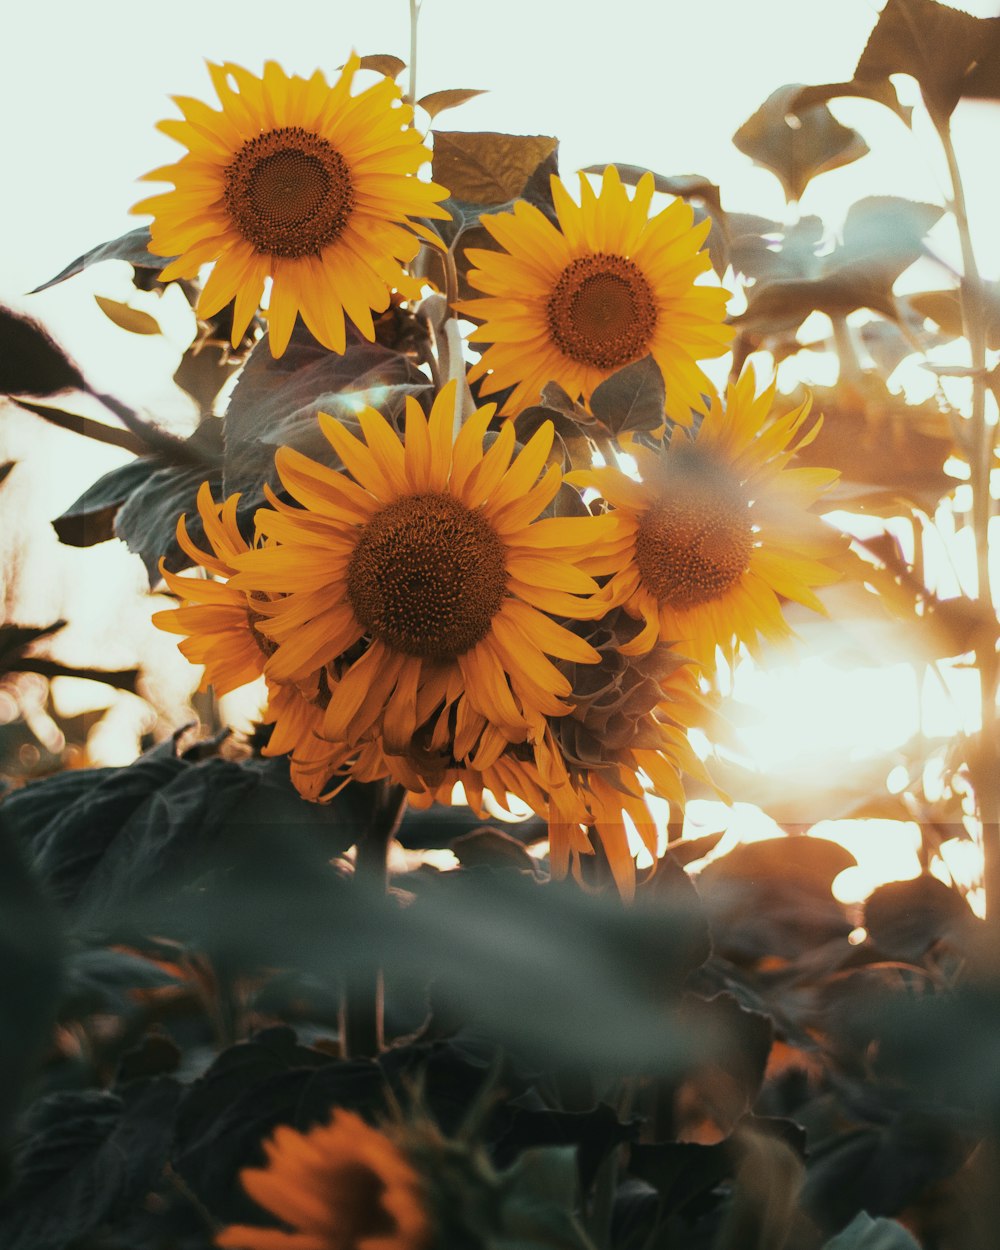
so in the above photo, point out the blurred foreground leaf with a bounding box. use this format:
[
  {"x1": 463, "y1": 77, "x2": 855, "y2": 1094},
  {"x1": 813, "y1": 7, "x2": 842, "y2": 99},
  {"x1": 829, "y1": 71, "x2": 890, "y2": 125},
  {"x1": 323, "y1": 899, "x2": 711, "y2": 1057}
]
[{"x1": 30, "y1": 226, "x2": 175, "y2": 294}]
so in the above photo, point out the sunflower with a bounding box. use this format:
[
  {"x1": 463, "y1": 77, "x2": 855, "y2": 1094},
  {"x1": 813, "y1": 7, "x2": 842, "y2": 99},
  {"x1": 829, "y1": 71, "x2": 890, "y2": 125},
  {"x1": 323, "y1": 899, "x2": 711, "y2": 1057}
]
[
  {"x1": 217, "y1": 1108, "x2": 429, "y2": 1250},
  {"x1": 462, "y1": 165, "x2": 732, "y2": 419},
  {"x1": 152, "y1": 482, "x2": 272, "y2": 696},
  {"x1": 572, "y1": 365, "x2": 842, "y2": 670},
  {"x1": 229, "y1": 382, "x2": 627, "y2": 765},
  {"x1": 133, "y1": 57, "x2": 449, "y2": 357}
]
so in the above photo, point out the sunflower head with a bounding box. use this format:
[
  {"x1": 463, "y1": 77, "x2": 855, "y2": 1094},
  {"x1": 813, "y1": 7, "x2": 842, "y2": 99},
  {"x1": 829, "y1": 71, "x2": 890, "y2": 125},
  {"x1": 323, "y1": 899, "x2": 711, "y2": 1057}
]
[
  {"x1": 152, "y1": 482, "x2": 272, "y2": 696},
  {"x1": 462, "y1": 165, "x2": 732, "y2": 419},
  {"x1": 573, "y1": 365, "x2": 843, "y2": 670},
  {"x1": 216, "y1": 1108, "x2": 430, "y2": 1250},
  {"x1": 133, "y1": 57, "x2": 449, "y2": 357}
]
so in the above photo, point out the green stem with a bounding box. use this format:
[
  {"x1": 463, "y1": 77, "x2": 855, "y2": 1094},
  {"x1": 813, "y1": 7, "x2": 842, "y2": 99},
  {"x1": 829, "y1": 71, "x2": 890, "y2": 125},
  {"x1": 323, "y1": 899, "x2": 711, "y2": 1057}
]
[
  {"x1": 934, "y1": 116, "x2": 999, "y2": 931},
  {"x1": 340, "y1": 782, "x2": 408, "y2": 1058}
]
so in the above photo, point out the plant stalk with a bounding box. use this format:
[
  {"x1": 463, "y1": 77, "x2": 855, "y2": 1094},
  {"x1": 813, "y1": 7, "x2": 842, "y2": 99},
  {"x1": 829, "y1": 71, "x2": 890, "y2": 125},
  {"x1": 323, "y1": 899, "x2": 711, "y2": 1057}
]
[
  {"x1": 340, "y1": 782, "x2": 408, "y2": 1058},
  {"x1": 406, "y1": 0, "x2": 420, "y2": 106},
  {"x1": 935, "y1": 116, "x2": 999, "y2": 932}
]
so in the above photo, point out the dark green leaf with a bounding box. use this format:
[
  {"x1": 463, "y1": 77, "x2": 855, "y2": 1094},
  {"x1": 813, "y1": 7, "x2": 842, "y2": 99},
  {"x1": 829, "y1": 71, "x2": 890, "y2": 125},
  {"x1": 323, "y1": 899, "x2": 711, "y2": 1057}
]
[
  {"x1": 863, "y1": 875, "x2": 976, "y2": 961},
  {"x1": 53, "y1": 456, "x2": 168, "y2": 549},
  {"x1": 58, "y1": 947, "x2": 182, "y2": 1019},
  {"x1": 0, "y1": 1079, "x2": 180, "y2": 1250},
  {"x1": 823, "y1": 1213, "x2": 921, "y2": 1249},
  {"x1": 0, "y1": 830, "x2": 63, "y2": 1160},
  {"x1": 497, "y1": 1146, "x2": 587, "y2": 1249},
  {"x1": 590, "y1": 356, "x2": 666, "y2": 436},
  {"x1": 854, "y1": 0, "x2": 1000, "y2": 123},
  {"x1": 733, "y1": 84, "x2": 869, "y2": 202},
  {"x1": 0, "y1": 306, "x2": 85, "y2": 397},
  {"x1": 30, "y1": 226, "x2": 176, "y2": 294},
  {"x1": 113, "y1": 419, "x2": 223, "y2": 583},
  {"x1": 222, "y1": 328, "x2": 426, "y2": 505}
]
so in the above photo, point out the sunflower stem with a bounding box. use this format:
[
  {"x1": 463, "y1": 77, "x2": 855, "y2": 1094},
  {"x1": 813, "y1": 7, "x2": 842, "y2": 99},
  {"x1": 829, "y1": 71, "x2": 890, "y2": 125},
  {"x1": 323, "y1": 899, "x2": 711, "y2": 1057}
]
[
  {"x1": 406, "y1": 0, "x2": 421, "y2": 107},
  {"x1": 341, "y1": 781, "x2": 408, "y2": 1058},
  {"x1": 933, "y1": 115, "x2": 1000, "y2": 936}
]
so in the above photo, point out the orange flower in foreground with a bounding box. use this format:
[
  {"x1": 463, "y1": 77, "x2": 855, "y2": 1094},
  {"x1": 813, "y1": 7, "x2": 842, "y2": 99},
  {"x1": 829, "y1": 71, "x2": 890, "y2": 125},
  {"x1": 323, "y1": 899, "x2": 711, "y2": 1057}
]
[{"x1": 217, "y1": 1109, "x2": 430, "y2": 1250}]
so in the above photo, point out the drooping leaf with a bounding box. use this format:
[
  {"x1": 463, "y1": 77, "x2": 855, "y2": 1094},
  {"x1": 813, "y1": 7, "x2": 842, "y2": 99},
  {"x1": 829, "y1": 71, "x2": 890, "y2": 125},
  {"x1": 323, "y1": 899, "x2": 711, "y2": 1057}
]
[
  {"x1": 418, "y1": 88, "x2": 487, "y2": 119},
  {"x1": 113, "y1": 418, "x2": 224, "y2": 582},
  {"x1": 29, "y1": 226, "x2": 175, "y2": 294},
  {"x1": 791, "y1": 79, "x2": 913, "y2": 126},
  {"x1": 0, "y1": 306, "x2": 85, "y2": 397},
  {"x1": 854, "y1": 0, "x2": 1000, "y2": 123},
  {"x1": 733, "y1": 84, "x2": 870, "y2": 202},
  {"x1": 94, "y1": 295, "x2": 162, "y2": 336},
  {"x1": 432, "y1": 131, "x2": 559, "y2": 204},
  {"x1": 589, "y1": 355, "x2": 667, "y2": 436},
  {"x1": 357, "y1": 53, "x2": 406, "y2": 79},
  {"x1": 909, "y1": 284, "x2": 1000, "y2": 349},
  {"x1": 53, "y1": 456, "x2": 173, "y2": 549},
  {"x1": 12, "y1": 399, "x2": 148, "y2": 455},
  {"x1": 0, "y1": 1079, "x2": 180, "y2": 1250}
]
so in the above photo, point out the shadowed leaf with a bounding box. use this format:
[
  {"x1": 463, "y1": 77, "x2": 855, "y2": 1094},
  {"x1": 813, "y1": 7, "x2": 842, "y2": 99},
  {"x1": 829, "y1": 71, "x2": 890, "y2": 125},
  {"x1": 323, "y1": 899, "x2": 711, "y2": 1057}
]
[
  {"x1": 823, "y1": 1213, "x2": 921, "y2": 1249},
  {"x1": 733, "y1": 84, "x2": 869, "y2": 202},
  {"x1": 0, "y1": 1079, "x2": 179, "y2": 1250},
  {"x1": 0, "y1": 830, "x2": 63, "y2": 1164},
  {"x1": 29, "y1": 226, "x2": 174, "y2": 294},
  {"x1": 854, "y1": 0, "x2": 1000, "y2": 122},
  {"x1": 0, "y1": 306, "x2": 85, "y2": 397},
  {"x1": 590, "y1": 356, "x2": 666, "y2": 436},
  {"x1": 432, "y1": 131, "x2": 558, "y2": 204},
  {"x1": 791, "y1": 79, "x2": 913, "y2": 126}
]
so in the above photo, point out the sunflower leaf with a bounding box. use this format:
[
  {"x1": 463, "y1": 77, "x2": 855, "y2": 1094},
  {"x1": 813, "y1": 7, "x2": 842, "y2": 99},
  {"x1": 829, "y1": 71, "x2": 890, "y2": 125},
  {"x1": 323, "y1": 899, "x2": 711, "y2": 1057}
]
[
  {"x1": 590, "y1": 356, "x2": 666, "y2": 436},
  {"x1": 418, "y1": 88, "x2": 487, "y2": 119},
  {"x1": 822, "y1": 1213, "x2": 921, "y2": 1249},
  {"x1": 0, "y1": 831, "x2": 64, "y2": 1162},
  {"x1": 432, "y1": 131, "x2": 558, "y2": 205},
  {"x1": 223, "y1": 328, "x2": 426, "y2": 508},
  {"x1": 93, "y1": 295, "x2": 162, "y2": 337},
  {"x1": 29, "y1": 226, "x2": 174, "y2": 295},
  {"x1": 0, "y1": 306, "x2": 86, "y2": 397},
  {"x1": 357, "y1": 53, "x2": 406, "y2": 79},
  {"x1": 789, "y1": 79, "x2": 913, "y2": 127},
  {"x1": 854, "y1": 0, "x2": 1000, "y2": 123},
  {"x1": 733, "y1": 84, "x2": 869, "y2": 202},
  {"x1": 0, "y1": 1079, "x2": 180, "y2": 1250}
]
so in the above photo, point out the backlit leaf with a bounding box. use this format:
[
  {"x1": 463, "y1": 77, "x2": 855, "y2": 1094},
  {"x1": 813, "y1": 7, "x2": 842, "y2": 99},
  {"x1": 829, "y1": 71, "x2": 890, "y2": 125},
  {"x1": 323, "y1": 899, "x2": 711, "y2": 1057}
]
[
  {"x1": 733, "y1": 84, "x2": 869, "y2": 202},
  {"x1": 854, "y1": 0, "x2": 1000, "y2": 122},
  {"x1": 29, "y1": 226, "x2": 174, "y2": 294},
  {"x1": 418, "y1": 88, "x2": 486, "y2": 119},
  {"x1": 357, "y1": 53, "x2": 406, "y2": 79},
  {"x1": 94, "y1": 295, "x2": 162, "y2": 336},
  {"x1": 432, "y1": 131, "x2": 558, "y2": 204}
]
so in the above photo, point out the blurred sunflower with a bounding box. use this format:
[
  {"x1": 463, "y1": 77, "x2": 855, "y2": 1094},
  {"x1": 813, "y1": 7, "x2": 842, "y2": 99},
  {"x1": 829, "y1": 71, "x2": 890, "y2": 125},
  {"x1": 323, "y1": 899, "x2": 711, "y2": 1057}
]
[
  {"x1": 230, "y1": 383, "x2": 626, "y2": 762},
  {"x1": 462, "y1": 165, "x2": 731, "y2": 419},
  {"x1": 574, "y1": 366, "x2": 842, "y2": 670},
  {"x1": 217, "y1": 1108, "x2": 429, "y2": 1250},
  {"x1": 152, "y1": 483, "x2": 270, "y2": 696},
  {"x1": 133, "y1": 57, "x2": 449, "y2": 356}
]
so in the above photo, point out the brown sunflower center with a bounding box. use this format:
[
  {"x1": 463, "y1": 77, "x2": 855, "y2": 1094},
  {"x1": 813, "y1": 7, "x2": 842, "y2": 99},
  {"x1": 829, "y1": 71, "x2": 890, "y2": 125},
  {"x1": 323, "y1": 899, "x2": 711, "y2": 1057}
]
[
  {"x1": 546, "y1": 253, "x2": 658, "y2": 370},
  {"x1": 634, "y1": 458, "x2": 753, "y2": 610},
  {"x1": 347, "y1": 493, "x2": 507, "y2": 660},
  {"x1": 326, "y1": 1162, "x2": 398, "y2": 1246},
  {"x1": 224, "y1": 127, "x2": 354, "y2": 258}
]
